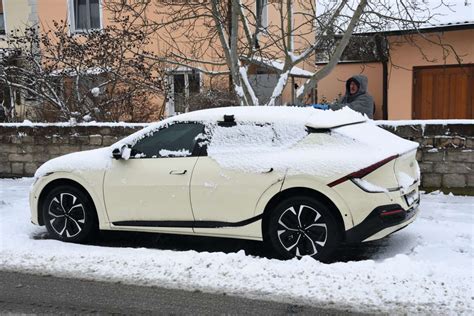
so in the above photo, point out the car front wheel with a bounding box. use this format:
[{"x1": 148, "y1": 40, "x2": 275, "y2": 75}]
[
  {"x1": 265, "y1": 196, "x2": 340, "y2": 262},
  {"x1": 42, "y1": 185, "x2": 98, "y2": 243}
]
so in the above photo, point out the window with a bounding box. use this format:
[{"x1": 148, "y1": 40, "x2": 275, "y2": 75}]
[
  {"x1": 167, "y1": 69, "x2": 201, "y2": 114},
  {"x1": 0, "y1": 1, "x2": 6, "y2": 35},
  {"x1": 69, "y1": 0, "x2": 101, "y2": 33},
  {"x1": 131, "y1": 123, "x2": 204, "y2": 158},
  {"x1": 256, "y1": 0, "x2": 268, "y2": 29}
]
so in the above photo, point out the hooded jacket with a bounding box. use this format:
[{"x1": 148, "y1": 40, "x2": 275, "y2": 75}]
[{"x1": 331, "y1": 75, "x2": 374, "y2": 119}]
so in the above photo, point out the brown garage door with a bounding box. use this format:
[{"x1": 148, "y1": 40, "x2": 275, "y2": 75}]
[{"x1": 413, "y1": 65, "x2": 474, "y2": 119}]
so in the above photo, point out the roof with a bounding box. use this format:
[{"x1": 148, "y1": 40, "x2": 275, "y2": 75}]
[
  {"x1": 245, "y1": 57, "x2": 314, "y2": 78},
  {"x1": 318, "y1": 0, "x2": 474, "y2": 35}
]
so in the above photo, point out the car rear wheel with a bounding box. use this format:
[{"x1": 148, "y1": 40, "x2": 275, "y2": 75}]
[
  {"x1": 42, "y1": 185, "x2": 98, "y2": 243},
  {"x1": 265, "y1": 196, "x2": 340, "y2": 262}
]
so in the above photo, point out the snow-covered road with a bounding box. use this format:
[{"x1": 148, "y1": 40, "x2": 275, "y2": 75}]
[{"x1": 0, "y1": 178, "x2": 472, "y2": 314}]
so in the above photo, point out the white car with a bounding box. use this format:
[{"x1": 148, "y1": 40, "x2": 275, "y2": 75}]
[{"x1": 30, "y1": 107, "x2": 420, "y2": 261}]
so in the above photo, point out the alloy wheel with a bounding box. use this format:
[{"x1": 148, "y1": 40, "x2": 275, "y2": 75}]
[
  {"x1": 277, "y1": 204, "x2": 328, "y2": 257},
  {"x1": 47, "y1": 193, "x2": 86, "y2": 238}
]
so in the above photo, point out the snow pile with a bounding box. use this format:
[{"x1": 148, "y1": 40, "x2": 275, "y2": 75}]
[
  {"x1": 34, "y1": 148, "x2": 112, "y2": 178},
  {"x1": 0, "y1": 178, "x2": 472, "y2": 314},
  {"x1": 91, "y1": 87, "x2": 100, "y2": 97},
  {"x1": 305, "y1": 106, "x2": 366, "y2": 128},
  {"x1": 397, "y1": 171, "x2": 417, "y2": 190}
]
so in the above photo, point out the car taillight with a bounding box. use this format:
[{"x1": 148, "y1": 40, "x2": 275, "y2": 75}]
[{"x1": 328, "y1": 154, "x2": 398, "y2": 187}]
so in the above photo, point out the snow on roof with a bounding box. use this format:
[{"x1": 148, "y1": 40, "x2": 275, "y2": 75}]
[
  {"x1": 412, "y1": 0, "x2": 474, "y2": 29},
  {"x1": 247, "y1": 57, "x2": 314, "y2": 77},
  {"x1": 50, "y1": 66, "x2": 110, "y2": 77},
  {"x1": 317, "y1": 0, "x2": 474, "y2": 35}
]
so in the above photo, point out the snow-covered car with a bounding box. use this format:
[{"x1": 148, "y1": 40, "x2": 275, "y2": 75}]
[{"x1": 30, "y1": 107, "x2": 420, "y2": 261}]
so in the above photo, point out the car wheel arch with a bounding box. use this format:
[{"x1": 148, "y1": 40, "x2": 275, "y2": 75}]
[
  {"x1": 261, "y1": 187, "x2": 346, "y2": 242},
  {"x1": 38, "y1": 178, "x2": 98, "y2": 226}
]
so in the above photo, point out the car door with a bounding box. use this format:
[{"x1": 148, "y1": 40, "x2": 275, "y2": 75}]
[
  {"x1": 190, "y1": 123, "x2": 285, "y2": 238},
  {"x1": 104, "y1": 122, "x2": 204, "y2": 233}
]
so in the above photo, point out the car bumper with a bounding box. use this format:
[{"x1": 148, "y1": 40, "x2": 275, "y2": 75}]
[{"x1": 345, "y1": 199, "x2": 420, "y2": 243}]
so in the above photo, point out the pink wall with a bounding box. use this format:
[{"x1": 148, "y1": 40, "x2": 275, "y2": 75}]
[{"x1": 387, "y1": 29, "x2": 474, "y2": 119}]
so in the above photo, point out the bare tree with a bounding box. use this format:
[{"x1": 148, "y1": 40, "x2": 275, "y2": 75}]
[
  {"x1": 107, "y1": 0, "x2": 458, "y2": 107},
  {"x1": 0, "y1": 18, "x2": 165, "y2": 122}
]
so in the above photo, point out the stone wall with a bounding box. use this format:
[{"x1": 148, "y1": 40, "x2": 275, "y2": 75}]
[
  {"x1": 379, "y1": 123, "x2": 473, "y2": 191},
  {"x1": 0, "y1": 124, "x2": 145, "y2": 177},
  {"x1": 0, "y1": 122, "x2": 473, "y2": 192}
]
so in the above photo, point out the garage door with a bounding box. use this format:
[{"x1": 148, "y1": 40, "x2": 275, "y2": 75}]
[{"x1": 413, "y1": 65, "x2": 473, "y2": 119}]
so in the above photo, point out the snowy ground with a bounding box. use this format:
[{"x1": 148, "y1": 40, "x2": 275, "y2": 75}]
[{"x1": 0, "y1": 178, "x2": 472, "y2": 314}]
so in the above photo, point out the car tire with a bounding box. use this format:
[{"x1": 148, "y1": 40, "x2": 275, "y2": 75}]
[
  {"x1": 265, "y1": 196, "x2": 340, "y2": 262},
  {"x1": 42, "y1": 185, "x2": 98, "y2": 243}
]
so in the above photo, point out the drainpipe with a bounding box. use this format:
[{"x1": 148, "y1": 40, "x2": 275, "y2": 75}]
[
  {"x1": 227, "y1": 0, "x2": 233, "y2": 92},
  {"x1": 375, "y1": 35, "x2": 389, "y2": 120},
  {"x1": 382, "y1": 60, "x2": 388, "y2": 120}
]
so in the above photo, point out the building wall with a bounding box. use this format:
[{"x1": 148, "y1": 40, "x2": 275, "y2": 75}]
[
  {"x1": 0, "y1": 0, "x2": 38, "y2": 49},
  {"x1": 387, "y1": 29, "x2": 474, "y2": 119},
  {"x1": 316, "y1": 62, "x2": 384, "y2": 119}
]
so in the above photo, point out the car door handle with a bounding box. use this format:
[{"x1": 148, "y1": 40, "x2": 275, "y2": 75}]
[{"x1": 169, "y1": 170, "x2": 187, "y2": 175}]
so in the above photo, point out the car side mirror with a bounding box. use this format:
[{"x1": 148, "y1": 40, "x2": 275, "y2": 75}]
[
  {"x1": 112, "y1": 147, "x2": 123, "y2": 160},
  {"x1": 112, "y1": 145, "x2": 131, "y2": 160}
]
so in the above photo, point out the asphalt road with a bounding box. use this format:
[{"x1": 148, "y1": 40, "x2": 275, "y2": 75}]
[{"x1": 0, "y1": 271, "x2": 365, "y2": 315}]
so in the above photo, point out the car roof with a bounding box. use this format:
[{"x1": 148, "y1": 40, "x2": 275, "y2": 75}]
[{"x1": 172, "y1": 106, "x2": 367, "y2": 129}]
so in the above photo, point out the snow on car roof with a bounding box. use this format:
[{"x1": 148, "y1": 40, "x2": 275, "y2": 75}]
[
  {"x1": 172, "y1": 106, "x2": 367, "y2": 129},
  {"x1": 115, "y1": 107, "x2": 367, "y2": 153}
]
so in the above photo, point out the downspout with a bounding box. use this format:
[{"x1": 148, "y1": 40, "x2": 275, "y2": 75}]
[
  {"x1": 376, "y1": 35, "x2": 389, "y2": 120},
  {"x1": 227, "y1": 0, "x2": 233, "y2": 92},
  {"x1": 382, "y1": 60, "x2": 388, "y2": 120}
]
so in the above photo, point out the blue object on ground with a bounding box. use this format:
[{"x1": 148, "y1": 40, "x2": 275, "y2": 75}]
[{"x1": 312, "y1": 104, "x2": 330, "y2": 110}]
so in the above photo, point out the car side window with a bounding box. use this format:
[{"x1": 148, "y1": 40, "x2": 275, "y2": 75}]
[
  {"x1": 204, "y1": 123, "x2": 276, "y2": 156},
  {"x1": 131, "y1": 123, "x2": 204, "y2": 158}
]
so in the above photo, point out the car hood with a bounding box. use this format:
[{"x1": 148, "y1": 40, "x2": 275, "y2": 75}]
[{"x1": 35, "y1": 147, "x2": 113, "y2": 178}]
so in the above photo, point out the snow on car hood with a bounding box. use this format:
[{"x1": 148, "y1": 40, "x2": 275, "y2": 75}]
[{"x1": 35, "y1": 147, "x2": 112, "y2": 178}]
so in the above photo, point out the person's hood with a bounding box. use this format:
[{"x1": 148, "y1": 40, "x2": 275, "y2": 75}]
[{"x1": 346, "y1": 74, "x2": 368, "y2": 95}]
